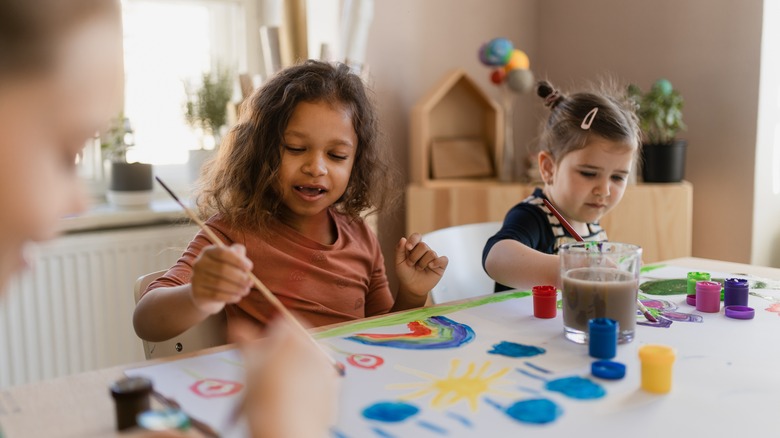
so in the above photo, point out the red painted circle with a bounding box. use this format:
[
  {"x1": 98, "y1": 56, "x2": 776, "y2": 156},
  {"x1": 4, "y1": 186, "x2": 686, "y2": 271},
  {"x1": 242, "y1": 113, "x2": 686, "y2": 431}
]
[{"x1": 347, "y1": 354, "x2": 384, "y2": 370}]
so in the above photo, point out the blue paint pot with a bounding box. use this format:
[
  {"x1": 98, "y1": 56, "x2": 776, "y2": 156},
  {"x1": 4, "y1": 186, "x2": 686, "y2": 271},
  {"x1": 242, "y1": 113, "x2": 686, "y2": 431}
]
[{"x1": 588, "y1": 318, "x2": 618, "y2": 359}]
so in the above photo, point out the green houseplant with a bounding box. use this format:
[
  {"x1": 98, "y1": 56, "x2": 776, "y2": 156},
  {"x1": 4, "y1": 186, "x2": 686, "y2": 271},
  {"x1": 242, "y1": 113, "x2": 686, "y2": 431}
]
[
  {"x1": 184, "y1": 67, "x2": 233, "y2": 182},
  {"x1": 184, "y1": 66, "x2": 234, "y2": 149},
  {"x1": 101, "y1": 113, "x2": 153, "y2": 207},
  {"x1": 628, "y1": 79, "x2": 687, "y2": 183}
]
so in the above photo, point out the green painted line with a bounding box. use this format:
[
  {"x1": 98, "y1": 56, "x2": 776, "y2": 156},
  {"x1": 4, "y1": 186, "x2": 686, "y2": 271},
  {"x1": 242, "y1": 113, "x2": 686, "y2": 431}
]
[
  {"x1": 315, "y1": 290, "x2": 531, "y2": 339},
  {"x1": 640, "y1": 264, "x2": 666, "y2": 274}
]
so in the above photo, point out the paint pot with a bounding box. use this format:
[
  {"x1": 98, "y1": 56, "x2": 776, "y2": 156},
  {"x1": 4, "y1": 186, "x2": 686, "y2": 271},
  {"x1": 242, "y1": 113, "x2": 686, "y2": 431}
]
[
  {"x1": 687, "y1": 271, "x2": 710, "y2": 295},
  {"x1": 723, "y1": 278, "x2": 749, "y2": 307},
  {"x1": 588, "y1": 318, "x2": 618, "y2": 359},
  {"x1": 110, "y1": 376, "x2": 152, "y2": 431},
  {"x1": 532, "y1": 285, "x2": 557, "y2": 319},
  {"x1": 638, "y1": 344, "x2": 675, "y2": 394},
  {"x1": 137, "y1": 409, "x2": 191, "y2": 431},
  {"x1": 685, "y1": 294, "x2": 696, "y2": 306},
  {"x1": 695, "y1": 281, "x2": 721, "y2": 313}
]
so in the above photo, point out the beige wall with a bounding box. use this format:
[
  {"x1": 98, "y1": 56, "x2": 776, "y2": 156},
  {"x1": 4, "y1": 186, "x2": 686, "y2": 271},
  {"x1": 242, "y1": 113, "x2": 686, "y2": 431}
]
[
  {"x1": 535, "y1": 0, "x2": 763, "y2": 264},
  {"x1": 368, "y1": 0, "x2": 767, "y2": 279},
  {"x1": 365, "y1": 0, "x2": 538, "y2": 291}
]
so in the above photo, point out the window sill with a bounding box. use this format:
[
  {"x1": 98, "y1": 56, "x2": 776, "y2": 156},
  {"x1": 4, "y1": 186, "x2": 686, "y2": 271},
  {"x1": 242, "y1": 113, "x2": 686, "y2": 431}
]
[{"x1": 58, "y1": 199, "x2": 191, "y2": 234}]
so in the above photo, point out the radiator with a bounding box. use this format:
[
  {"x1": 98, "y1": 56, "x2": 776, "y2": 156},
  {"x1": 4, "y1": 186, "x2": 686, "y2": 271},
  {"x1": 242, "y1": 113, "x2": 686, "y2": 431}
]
[{"x1": 0, "y1": 223, "x2": 198, "y2": 387}]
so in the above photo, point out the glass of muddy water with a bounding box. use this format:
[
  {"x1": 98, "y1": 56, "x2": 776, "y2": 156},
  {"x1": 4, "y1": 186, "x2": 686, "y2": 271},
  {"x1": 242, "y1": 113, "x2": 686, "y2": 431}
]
[{"x1": 560, "y1": 242, "x2": 641, "y2": 344}]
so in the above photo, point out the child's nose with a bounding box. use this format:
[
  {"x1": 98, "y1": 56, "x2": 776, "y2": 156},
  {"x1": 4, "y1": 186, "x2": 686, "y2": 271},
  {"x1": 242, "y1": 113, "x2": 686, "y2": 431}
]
[
  {"x1": 302, "y1": 154, "x2": 327, "y2": 176},
  {"x1": 594, "y1": 178, "x2": 611, "y2": 197}
]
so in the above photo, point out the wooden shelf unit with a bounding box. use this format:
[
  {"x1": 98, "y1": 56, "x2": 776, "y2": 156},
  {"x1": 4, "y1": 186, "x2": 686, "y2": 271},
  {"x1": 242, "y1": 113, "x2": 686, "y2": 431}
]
[{"x1": 406, "y1": 181, "x2": 693, "y2": 263}]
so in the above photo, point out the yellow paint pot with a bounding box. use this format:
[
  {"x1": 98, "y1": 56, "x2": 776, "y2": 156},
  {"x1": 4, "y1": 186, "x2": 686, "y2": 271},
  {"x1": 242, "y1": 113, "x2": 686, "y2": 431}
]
[{"x1": 638, "y1": 344, "x2": 675, "y2": 394}]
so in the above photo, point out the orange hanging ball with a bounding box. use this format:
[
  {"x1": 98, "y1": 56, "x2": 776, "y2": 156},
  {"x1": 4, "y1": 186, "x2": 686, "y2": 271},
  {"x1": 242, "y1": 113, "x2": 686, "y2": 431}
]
[{"x1": 504, "y1": 49, "x2": 530, "y2": 72}]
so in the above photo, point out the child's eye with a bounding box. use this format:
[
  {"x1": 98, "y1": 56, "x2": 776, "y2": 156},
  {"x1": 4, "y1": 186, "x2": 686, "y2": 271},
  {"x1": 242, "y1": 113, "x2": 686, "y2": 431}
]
[
  {"x1": 611, "y1": 175, "x2": 627, "y2": 182},
  {"x1": 283, "y1": 145, "x2": 305, "y2": 153},
  {"x1": 329, "y1": 153, "x2": 349, "y2": 161},
  {"x1": 579, "y1": 171, "x2": 597, "y2": 178}
]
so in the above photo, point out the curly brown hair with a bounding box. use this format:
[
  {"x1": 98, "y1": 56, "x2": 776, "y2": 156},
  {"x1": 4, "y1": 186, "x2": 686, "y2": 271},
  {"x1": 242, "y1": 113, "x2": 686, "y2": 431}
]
[{"x1": 196, "y1": 60, "x2": 396, "y2": 231}]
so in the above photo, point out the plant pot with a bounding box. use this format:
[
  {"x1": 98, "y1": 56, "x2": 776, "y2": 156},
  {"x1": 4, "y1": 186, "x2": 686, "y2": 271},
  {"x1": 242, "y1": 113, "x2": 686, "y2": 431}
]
[
  {"x1": 641, "y1": 139, "x2": 687, "y2": 183},
  {"x1": 188, "y1": 149, "x2": 215, "y2": 183},
  {"x1": 107, "y1": 161, "x2": 153, "y2": 207}
]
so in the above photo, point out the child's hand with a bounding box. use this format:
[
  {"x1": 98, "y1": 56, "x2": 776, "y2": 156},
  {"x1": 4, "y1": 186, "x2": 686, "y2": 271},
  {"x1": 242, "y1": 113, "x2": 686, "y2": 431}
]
[
  {"x1": 395, "y1": 233, "x2": 449, "y2": 301},
  {"x1": 190, "y1": 243, "x2": 253, "y2": 314},
  {"x1": 237, "y1": 318, "x2": 339, "y2": 438}
]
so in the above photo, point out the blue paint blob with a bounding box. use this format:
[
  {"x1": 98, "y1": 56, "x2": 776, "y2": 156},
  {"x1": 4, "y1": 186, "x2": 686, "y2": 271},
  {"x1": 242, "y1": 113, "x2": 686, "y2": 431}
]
[
  {"x1": 545, "y1": 376, "x2": 606, "y2": 400},
  {"x1": 505, "y1": 398, "x2": 562, "y2": 424},
  {"x1": 488, "y1": 341, "x2": 546, "y2": 358},
  {"x1": 362, "y1": 401, "x2": 420, "y2": 423},
  {"x1": 330, "y1": 429, "x2": 349, "y2": 438}
]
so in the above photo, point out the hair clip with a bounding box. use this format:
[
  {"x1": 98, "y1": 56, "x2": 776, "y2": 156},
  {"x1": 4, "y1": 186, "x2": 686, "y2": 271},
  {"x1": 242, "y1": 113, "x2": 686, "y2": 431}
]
[{"x1": 581, "y1": 107, "x2": 599, "y2": 130}]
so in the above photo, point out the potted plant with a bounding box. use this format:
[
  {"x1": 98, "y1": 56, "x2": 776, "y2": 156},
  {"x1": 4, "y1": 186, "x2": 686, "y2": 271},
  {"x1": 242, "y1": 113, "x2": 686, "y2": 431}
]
[
  {"x1": 184, "y1": 67, "x2": 234, "y2": 181},
  {"x1": 101, "y1": 114, "x2": 153, "y2": 207},
  {"x1": 628, "y1": 79, "x2": 687, "y2": 183}
]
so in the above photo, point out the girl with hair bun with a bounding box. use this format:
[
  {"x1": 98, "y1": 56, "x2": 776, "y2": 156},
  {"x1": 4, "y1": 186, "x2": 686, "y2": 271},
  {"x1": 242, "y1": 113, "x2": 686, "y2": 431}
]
[{"x1": 483, "y1": 79, "x2": 641, "y2": 291}]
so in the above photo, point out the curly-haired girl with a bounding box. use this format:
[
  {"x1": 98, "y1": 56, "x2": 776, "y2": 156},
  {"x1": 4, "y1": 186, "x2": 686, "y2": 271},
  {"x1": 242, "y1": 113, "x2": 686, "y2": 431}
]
[{"x1": 134, "y1": 60, "x2": 448, "y2": 342}]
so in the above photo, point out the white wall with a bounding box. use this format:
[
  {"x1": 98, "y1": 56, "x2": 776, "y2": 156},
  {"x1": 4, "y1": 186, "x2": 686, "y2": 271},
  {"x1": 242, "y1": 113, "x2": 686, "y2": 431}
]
[{"x1": 752, "y1": 0, "x2": 780, "y2": 267}]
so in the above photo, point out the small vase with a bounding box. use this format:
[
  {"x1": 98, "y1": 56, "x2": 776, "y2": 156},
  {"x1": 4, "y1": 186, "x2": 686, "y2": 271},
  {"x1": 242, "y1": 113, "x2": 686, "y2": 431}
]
[
  {"x1": 641, "y1": 139, "x2": 687, "y2": 183},
  {"x1": 107, "y1": 161, "x2": 153, "y2": 208}
]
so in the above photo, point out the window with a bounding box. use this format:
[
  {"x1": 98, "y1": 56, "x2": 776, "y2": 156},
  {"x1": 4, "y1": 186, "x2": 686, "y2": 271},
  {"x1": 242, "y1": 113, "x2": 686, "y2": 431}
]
[{"x1": 121, "y1": 0, "x2": 247, "y2": 166}]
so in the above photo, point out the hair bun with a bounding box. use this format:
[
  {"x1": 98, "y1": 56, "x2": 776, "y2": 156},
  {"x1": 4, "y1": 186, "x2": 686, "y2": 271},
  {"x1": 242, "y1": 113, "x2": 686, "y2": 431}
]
[
  {"x1": 537, "y1": 81, "x2": 554, "y2": 98},
  {"x1": 537, "y1": 81, "x2": 562, "y2": 109}
]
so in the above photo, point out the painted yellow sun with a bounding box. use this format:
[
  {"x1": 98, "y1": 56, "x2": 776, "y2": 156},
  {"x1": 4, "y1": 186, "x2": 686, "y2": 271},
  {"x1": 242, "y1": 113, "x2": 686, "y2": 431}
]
[{"x1": 387, "y1": 359, "x2": 518, "y2": 412}]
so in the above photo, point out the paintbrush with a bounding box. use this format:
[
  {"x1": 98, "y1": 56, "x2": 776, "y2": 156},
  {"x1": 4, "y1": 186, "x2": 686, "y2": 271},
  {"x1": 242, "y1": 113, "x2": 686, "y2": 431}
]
[
  {"x1": 542, "y1": 198, "x2": 658, "y2": 323},
  {"x1": 155, "y1": 176, "x2": 346, "y2": 376}
]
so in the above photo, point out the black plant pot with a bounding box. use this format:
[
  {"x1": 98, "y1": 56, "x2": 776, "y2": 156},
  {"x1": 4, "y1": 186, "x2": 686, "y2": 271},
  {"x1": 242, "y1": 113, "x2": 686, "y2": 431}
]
[
  {"x1": 108, "y1": 162, "x2": 153, "y2": 207},
  {"x1": 641, "y1": 139, "x2": 687, "y2": 183}
]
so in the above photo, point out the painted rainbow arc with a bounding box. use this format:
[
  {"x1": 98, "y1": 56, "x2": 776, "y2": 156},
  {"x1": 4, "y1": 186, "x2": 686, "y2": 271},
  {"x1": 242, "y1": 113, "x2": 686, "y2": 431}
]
[{"x1": 345, "y1": 316, "x2": 475, "y2": 350}]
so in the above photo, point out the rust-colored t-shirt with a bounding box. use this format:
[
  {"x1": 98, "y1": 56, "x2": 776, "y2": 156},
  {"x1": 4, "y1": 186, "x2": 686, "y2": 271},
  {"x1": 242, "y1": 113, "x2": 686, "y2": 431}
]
[{"x1": 144, "y1": 210, "x2": 394, "y2": 336}]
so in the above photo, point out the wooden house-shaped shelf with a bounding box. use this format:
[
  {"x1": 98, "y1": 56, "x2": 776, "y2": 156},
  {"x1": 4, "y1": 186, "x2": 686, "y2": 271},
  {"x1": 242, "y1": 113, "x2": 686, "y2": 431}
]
[{"x1": 409, "y1": 69, "x2": 504, "y2": 186}]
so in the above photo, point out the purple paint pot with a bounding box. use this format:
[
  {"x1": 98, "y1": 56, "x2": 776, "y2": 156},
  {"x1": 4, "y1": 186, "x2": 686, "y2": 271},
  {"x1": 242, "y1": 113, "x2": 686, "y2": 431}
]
[{"x1": 723, "y1": 278, "x2": 749, "y2": 307}]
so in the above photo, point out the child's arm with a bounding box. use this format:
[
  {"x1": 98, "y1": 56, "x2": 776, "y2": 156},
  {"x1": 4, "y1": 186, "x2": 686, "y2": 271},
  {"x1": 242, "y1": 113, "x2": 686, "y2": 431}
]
[
  {"x1": 132, "y1": 244, "x2": 253, "y2": 342},
  {"x1": 484, "y1": 239, "x2": 560, "y2": 291},
  {"x1": 392, "y1": 233, "x2": 449, "y2": 311}
]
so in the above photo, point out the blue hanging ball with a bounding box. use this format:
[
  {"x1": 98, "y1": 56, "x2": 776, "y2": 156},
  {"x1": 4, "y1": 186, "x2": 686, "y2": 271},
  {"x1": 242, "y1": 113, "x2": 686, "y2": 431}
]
[{"x1": 482, "y1": 38, "x2": 514, "y2": 66}]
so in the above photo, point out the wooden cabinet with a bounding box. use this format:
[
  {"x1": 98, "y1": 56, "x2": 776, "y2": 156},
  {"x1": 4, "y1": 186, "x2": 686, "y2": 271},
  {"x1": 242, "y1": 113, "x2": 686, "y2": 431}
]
[{"x1": 406, "y1": 181, "x2": 692, "y2": 263}]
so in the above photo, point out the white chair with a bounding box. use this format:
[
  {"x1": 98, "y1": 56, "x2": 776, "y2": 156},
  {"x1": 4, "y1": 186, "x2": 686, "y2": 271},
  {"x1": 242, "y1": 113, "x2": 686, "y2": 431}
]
[
  {"x1": 134, "y1": 270, "x2": 227, "y2": 360},
  {"x1": 422, "y1": 222, "x2": 502, "y2": 304}
]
